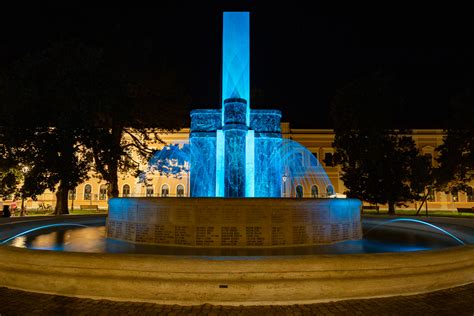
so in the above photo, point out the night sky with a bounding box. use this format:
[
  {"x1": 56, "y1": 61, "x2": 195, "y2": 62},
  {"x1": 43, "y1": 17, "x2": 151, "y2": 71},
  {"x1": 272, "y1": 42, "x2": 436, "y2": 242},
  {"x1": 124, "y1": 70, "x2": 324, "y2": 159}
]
[{"x1": 1, "y1": 2, "x2": 472, "y2": 128}]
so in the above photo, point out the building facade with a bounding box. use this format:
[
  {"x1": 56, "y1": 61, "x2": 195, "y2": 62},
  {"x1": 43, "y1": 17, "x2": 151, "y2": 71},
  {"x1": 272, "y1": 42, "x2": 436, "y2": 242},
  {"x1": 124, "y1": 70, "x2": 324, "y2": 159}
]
[{"x1": 25, "y1": 124, "x2": 473, "y2": 211}]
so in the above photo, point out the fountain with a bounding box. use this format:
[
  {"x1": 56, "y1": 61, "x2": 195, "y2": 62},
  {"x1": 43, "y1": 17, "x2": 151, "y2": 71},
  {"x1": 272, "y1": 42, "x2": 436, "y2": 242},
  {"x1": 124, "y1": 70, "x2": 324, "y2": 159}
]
[
  {"x1": 0, "y1": 11, "x2": 472, "y2": 307},
  {"x1": 106, "y1": 11, "x2": 362, "y2": 247}
]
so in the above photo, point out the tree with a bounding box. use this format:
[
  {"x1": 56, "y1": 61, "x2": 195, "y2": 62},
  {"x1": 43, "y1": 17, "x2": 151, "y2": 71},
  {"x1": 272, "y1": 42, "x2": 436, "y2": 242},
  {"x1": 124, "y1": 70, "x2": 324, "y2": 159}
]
[
  {"x1": 435, "y1": 88, "x2": 474, "y2": 194},
  {"x1": 0, "y1": 40, "x2": 103, "y2": 214},
  {"x1": 0, "y1": 130, "x2": 21, "y2": 198},
  {"x1": 87, "y1": 71, "x2": 189, "y2": 199},
  {"x1": 0, "y1": 125, "x2": 45, "y2": 213},
  {"x1": 331, "y1": 73, "x2": 432, "y2": 214}
]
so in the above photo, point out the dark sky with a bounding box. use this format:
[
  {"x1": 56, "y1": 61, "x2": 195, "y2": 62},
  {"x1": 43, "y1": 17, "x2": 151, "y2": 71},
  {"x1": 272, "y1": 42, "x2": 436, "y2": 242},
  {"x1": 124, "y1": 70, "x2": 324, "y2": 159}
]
[{"x1": 1, "y1": 2, "x2": 472, "y2": 128}]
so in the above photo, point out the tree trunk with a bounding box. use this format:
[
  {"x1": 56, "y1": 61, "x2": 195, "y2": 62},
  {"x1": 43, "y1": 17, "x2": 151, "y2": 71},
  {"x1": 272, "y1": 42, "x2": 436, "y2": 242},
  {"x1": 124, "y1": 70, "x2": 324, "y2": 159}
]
[
  {"x1": 388, "y1": 201, "x2": 396, "y2": 215},
  {"x1": 107, "y1": 123, "x2": 123, "y2": 199},
  {"x1": 107, "y1": 162, "x2": 119, "y2": 198},
  {"x1": 20, "y1": 198, "x2": 25, "y2": 216},
  {"x1": 55, "y1": 181, "x2": 70, "y2": 215}
]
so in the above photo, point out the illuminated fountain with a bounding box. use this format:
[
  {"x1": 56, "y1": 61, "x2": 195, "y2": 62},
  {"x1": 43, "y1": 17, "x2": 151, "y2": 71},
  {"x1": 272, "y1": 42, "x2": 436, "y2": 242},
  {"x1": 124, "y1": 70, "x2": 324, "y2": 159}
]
[
  {"x1": 106, "y1": 12, "x2": 362, "y2": 247},
  {"x1": 0, "y1": 11, "x2": 472, "y2": 306}
]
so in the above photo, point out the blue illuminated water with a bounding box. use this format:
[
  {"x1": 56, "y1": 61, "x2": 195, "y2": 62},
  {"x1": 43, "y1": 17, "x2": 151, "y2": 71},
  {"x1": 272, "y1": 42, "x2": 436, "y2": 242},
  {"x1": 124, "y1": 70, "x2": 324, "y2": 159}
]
[
  {"x1": 145, "y1": 138, "x2": 333, "y2": 198},
  {"x1": 180, "y1": 12, "x2": 336, "y2": 198},
  {"x1": 222, "y1": 12, "x2": 250, "y2": 123},
  {"x1": 2, "y1": 218, "x2": 472, "y2": 256}
]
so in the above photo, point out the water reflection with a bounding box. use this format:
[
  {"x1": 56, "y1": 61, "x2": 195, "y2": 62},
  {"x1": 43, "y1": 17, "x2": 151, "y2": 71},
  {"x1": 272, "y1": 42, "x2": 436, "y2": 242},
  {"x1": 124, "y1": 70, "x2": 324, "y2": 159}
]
[
  {"x1": 10, "y1": 226, "x2": 107, "y2": 253},
  {"x1": 2, "y1": 220, "x2": 472, "y2": 256},
  {"x1": 10, "y1": 236, "x2": 26, "y2": 248}
]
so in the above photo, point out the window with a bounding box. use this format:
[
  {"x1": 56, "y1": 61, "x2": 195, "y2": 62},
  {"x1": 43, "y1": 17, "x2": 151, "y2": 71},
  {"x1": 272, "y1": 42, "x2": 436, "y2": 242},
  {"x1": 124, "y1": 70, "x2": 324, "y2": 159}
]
[
  {"x1": 451, "y1": 189, "x2": 459, "y2": 202},
  {"x1": 161, "y1": 184, "x2": 169, "y2": 197},
  {"x1": 99, "y1": 184, "x2": 108, "y2": 200},
  {"x1": 146, "y1": 184, "x2": 154, "y2": 197},
  {"x1": 311, "y1": 185, "x2": 319, "y2": 198},
  {"x1": 310, "y1": 153, "x2": 318, "y2": 167},
  {"x1": 68, "y1": 188, "x2": 76, "y2": 200},
  {"x1": 327, "y1": 185, "x2": 334, "y2": 197},
  {"x1": 467, "y1": 187, "x2": 473, "y2": 202},
  {"x1": 176, "y1": 184, "x2": 185, "y2": 197},
  {"x1": 296, "y1": 185, "x2": 303, "y2": 198},
  {"x1": 84, "y1": 184, "x2": 92, "y2": 200},
  {"x1": 122, "y1": 184, "x2": 130, "y2": 198},
  {"x1": 324, "y1": 153, "x2": 334, "y2": 167},
  {"x1": 427, "y1": 187, "x2": 436, "y2": 202}
]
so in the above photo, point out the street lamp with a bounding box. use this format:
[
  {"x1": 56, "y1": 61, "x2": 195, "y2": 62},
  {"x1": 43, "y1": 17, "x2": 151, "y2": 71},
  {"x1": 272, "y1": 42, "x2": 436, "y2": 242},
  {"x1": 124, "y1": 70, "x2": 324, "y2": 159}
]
[{"x1": 282, "y1": 174, "x2": 288, "y2": 198}]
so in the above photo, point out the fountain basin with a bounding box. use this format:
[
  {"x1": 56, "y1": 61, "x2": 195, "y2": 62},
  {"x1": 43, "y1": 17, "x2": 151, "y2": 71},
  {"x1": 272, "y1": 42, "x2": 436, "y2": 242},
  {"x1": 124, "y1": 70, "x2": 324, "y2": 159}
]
[
  {"x1": 107, "y1": 198, "x2": 362, "y2": 247},
  {"x1": 1, "y1": 215, "x2": 473, "y2": 305}
]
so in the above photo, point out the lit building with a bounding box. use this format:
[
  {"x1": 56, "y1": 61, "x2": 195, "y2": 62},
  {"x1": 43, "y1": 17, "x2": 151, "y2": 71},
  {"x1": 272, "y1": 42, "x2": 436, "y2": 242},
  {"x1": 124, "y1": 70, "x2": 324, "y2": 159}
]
[{"x1": 23, "y1": 124, "x2": 473, "y2": 212}]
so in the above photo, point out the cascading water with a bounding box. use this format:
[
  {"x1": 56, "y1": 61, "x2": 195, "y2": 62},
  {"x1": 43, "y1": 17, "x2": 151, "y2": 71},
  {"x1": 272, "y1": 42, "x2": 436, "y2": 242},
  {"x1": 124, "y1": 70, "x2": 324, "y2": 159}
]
[
  {"x1": 103, "y1": 11, "x2": 362, "y2": 249},
  {"x1": 279, "y1": 139, "x2": 333, "y2": 198},
  {"x1": 143, "y1": 138, "x2": 333, "y2": 198}
]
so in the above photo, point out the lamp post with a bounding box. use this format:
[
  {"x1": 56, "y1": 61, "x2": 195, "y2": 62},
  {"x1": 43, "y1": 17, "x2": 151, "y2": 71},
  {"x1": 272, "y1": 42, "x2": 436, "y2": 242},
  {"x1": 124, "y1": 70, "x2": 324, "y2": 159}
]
[
  {"x1": 282, "y1": 174, "x2": 287, "y2": 198},
  {"x1": 185, "y1": 161, "x2": 190, "y2": 197}
]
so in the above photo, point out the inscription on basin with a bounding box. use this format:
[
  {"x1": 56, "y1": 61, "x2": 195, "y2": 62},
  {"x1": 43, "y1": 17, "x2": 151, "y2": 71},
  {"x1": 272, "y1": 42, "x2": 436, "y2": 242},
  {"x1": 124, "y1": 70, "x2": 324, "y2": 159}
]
[{"x1": 107, "y1": 198, "x2": 362, "y2": 248}]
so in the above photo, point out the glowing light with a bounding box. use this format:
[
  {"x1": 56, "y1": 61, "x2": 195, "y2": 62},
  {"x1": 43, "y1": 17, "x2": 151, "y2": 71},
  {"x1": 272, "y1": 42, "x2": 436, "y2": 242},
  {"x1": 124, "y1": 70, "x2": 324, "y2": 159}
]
[
  {"x1": 222, "y1": 12, "x2": 250, "y2": 125},
  {"x1": 184, "y1": 12, "x2": 334, "y2": 198},
  {"x1": 216, "y1": 130, "x2": 225, "y2": 197},
  {"x1": 10, "y1": 236, "x2": 26, "y2": 248},
  {"x1": 0, "y1": 223, "x2": 88, "y2": 244},
  {"x1": 245, "y1": 130, "x2": 255, "y2": 197},
  {"x1": 365, "y1": 218, "x2": 465, "y2": 245}
]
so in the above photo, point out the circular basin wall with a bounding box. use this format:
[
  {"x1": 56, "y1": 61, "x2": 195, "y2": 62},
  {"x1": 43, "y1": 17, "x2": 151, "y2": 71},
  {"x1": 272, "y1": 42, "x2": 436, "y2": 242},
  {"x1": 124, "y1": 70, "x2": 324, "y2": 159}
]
[{"x1": 107, "y1": 198, "x2": 362, "y2": 247}]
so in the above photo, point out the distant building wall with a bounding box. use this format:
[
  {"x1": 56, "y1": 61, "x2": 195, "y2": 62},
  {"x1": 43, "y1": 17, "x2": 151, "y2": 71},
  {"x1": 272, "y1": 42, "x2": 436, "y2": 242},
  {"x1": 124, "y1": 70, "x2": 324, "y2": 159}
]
[{"x1": 11, "y1": 125, "x2": 473, "y2": 211}]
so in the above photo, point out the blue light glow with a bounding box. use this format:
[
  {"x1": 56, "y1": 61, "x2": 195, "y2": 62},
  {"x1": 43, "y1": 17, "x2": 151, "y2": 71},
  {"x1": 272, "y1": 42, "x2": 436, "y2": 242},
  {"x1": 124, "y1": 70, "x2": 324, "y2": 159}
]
[
  {"x1": 0, "y1": 223, "x2": 88, "y2": 244},
  {"x1": 222, "y1": 12, "x2": 250, "y2": 125},
  {"x1": 215, "y1": 130, "x2": 225, "y2": 197},
  {"x1": 184, "y1": 12, "x2": 334, "y2": 197},
  {"x1": 245, "y1": 130, "x2": 255, "y2": 197},
  {"x1": 365, "y1": 218, "x2": 465, "y2": 245}
]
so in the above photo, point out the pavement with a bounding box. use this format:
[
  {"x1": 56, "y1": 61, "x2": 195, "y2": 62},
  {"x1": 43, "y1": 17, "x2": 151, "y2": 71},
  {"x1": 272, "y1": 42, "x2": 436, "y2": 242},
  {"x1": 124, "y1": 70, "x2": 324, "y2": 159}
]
[{"x1": 0, "y1": 283, "x2": 473, "y2": 315}]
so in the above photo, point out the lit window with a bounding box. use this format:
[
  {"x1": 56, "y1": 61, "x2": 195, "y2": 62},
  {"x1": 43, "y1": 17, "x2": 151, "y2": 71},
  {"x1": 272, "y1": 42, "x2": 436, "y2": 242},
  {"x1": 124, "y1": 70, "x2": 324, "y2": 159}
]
[
  {"x1": 311, "y1": 185, "x2": 319, "y2": 198},
  {"x1": 177, "y1": 184, "x2": 185, "y2": 197},
  {"x1": 99, "y1": 184, "x2": 108, "y2": 200},
  {"x1": 161, "y1": 184, "x2": 169, "y2": 197},
  {"x1": 296, "y1": 185, "x2": 303, "y2": 198},
  {"x1": 84, "y1": 184, "x2": 92, "y2": 200},
  {"x1": 327, "y1": 185, "x2": 334, "y2": 196},
  {"x1": 146, "y1": 185, "x2": 154, "y2": 197},
  {"x1": 122, "y1": 184, "x2": 130, "y2": 198}
]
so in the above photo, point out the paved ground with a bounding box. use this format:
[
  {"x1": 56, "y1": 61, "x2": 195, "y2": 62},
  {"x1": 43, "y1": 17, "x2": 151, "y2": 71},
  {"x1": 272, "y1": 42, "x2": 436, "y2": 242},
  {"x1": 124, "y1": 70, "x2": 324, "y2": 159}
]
[{"x1": 0, "y1": 283, "x2": 473, "y2": 315}]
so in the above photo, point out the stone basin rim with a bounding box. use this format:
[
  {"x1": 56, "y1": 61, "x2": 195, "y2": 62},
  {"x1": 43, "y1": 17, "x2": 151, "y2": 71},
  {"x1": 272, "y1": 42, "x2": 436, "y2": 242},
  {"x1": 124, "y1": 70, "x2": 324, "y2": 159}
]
[{"x1": 0, "y1": 216, "x2": 473, "y2": 305}]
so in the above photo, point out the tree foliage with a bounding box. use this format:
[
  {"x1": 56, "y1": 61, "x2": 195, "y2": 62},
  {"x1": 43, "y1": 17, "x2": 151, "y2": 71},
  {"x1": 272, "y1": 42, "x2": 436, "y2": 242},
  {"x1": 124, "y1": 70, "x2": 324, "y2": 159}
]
[
  {"x1": 86, "y1": 72, "x2": 189, "y2": 198},
  {"x1": 0, "y1": 40, "x2": 102, "y2": 214},
  {"x1": 435, "y1": 89, "x2": 474, "y2": 193},
  {"x1": 331, "y1": 73, "x2": 432, "y2": 214},
  {"x1": 0, "y1": 38, "x2": 189, "y2": 213}
]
